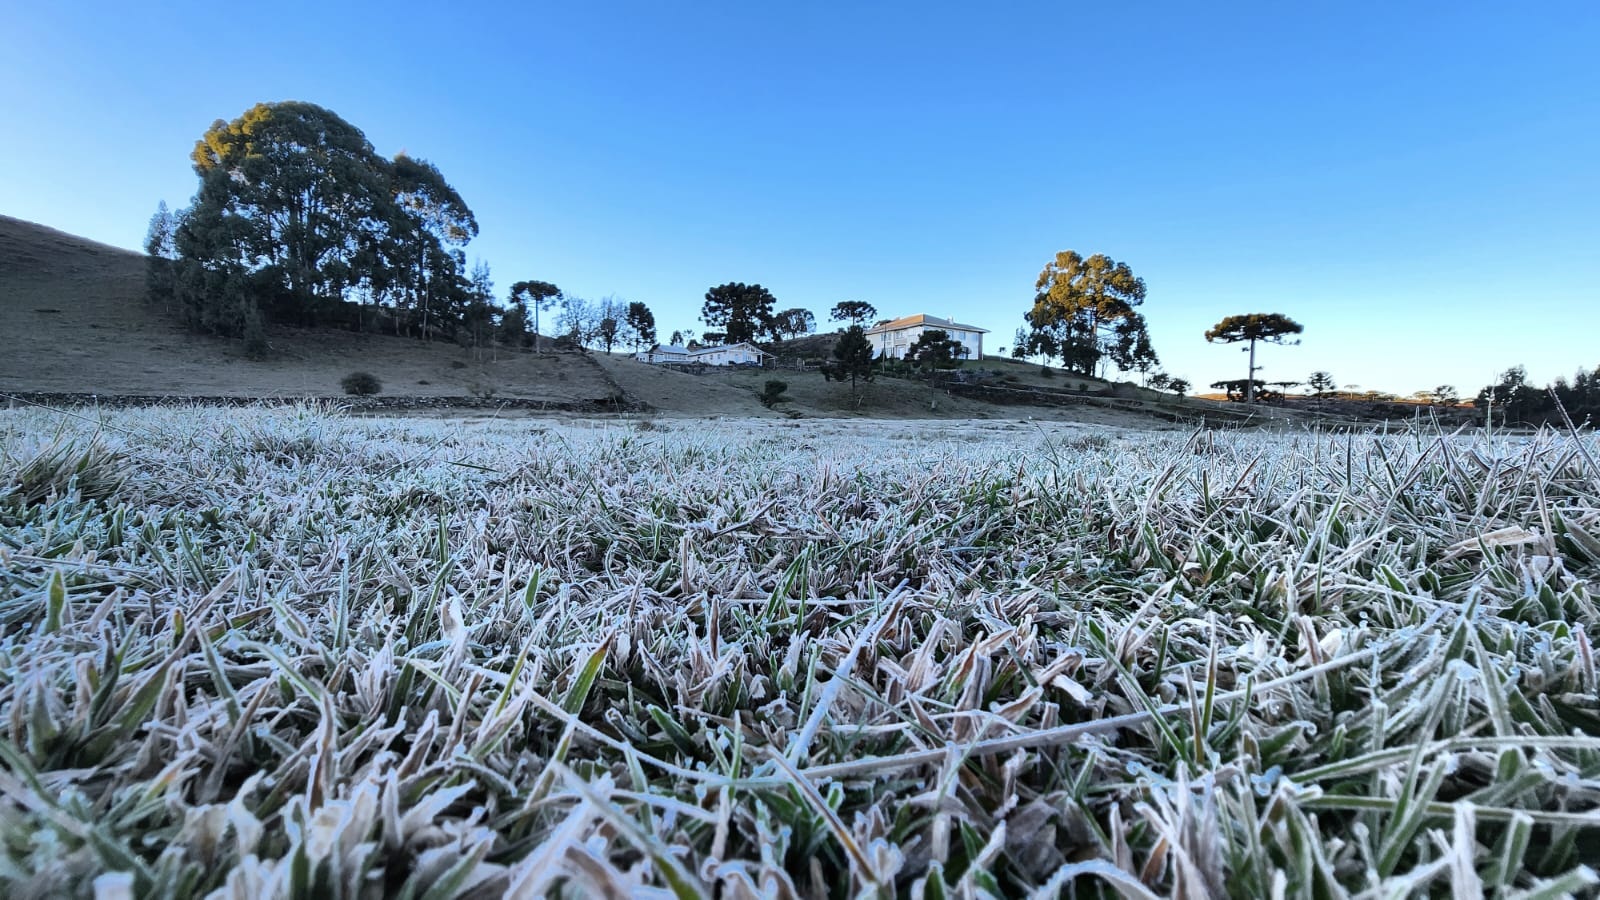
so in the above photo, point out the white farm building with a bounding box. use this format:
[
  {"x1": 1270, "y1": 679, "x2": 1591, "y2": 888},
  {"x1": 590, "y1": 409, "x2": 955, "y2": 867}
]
[
  {"x1": 634, "y1": 341, "x2": 772, "y2": 366},
  {"x1": 865, "y1": 314, "x2": 988, "y2": 361}
]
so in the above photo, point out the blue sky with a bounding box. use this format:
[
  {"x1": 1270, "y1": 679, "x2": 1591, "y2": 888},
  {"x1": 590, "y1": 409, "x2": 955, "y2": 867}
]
[{"x1": 3, "y1": 2, "x2": 1597, "y2": 396}]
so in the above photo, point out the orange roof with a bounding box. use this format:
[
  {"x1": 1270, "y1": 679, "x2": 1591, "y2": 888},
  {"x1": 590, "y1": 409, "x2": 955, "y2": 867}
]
[{"x1": 864, "y1": 313, "x2": 989, "y2": 335}]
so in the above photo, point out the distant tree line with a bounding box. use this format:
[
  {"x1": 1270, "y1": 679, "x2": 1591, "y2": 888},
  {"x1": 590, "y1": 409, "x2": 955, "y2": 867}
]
[
  {"x1": 1478, "y1": 365, "x2": 1600, "y2": 426},
  {"x1": 144, "y1": 101, "x2": 656, "y2": 358},
  {"x1": 698, "y1": 282, "x2": 818, "y2": 345}
]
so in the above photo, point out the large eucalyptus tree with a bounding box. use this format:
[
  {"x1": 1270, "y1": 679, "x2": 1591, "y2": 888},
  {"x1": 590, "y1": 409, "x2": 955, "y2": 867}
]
[{"x1": 167, "y1": 101, "x2": 475, "y2": 343}]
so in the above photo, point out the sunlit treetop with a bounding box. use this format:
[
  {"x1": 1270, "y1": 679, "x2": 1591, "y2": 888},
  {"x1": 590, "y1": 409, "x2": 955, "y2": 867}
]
[{"x1": 1205, "y1": 313, "x2": 1304, "y2": 344}]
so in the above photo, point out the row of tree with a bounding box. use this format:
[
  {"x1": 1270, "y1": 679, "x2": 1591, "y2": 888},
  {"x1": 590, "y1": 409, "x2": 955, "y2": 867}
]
[
  {"x1": 464, "y1": 275, "x2": 660, "y2": 356},
  {"x1": 1203, "y1": 363, "x2": 1600, "y2": 424},
  {"x1": 690, "y1": 263, "x2": 1600, "y2": 427},
  {"x1": 697, "y1": 282, "x2": 825, "y2": 345},
  {"x1": 1477, "y1": 365, "x2": 1600, "y2": 426},
  {"x1": 1007, "y1": 250, "x2": 1308, "y2": 404}
]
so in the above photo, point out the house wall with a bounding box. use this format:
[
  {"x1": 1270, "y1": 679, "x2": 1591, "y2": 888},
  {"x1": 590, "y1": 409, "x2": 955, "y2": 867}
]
[
  {"x1": 690, "y1": 344, "x2": 765, "y2": 366},
  {"x1": 639, "y1": 343, "x2": 767, "y2": 366},
  {"x1": 639, "y1": 349, "x2": 689, "y2": 364},
  {"x1": 871, "y1": 326, "x2": 983, "y2": 361}
]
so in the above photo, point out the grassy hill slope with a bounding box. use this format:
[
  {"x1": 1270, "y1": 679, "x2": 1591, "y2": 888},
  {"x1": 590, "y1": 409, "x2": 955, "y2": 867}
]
[{"x1": 0, "y1": 215, "x2": 622, "y2": 404}]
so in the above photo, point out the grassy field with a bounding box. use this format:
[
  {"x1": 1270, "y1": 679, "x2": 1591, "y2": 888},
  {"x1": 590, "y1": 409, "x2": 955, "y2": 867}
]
[{"x1": 2, "y1": 406, "x2": 1598, "y2": 898}]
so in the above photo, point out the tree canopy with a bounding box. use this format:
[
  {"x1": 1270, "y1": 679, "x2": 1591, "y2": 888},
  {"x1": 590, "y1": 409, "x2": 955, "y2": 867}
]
[
  {"x1": 143, "y1": 201, "x2": 178, "y2": 311},
  {"x1": 165, "y1": 101, "x2": 478, "y2": 343},
  {"x1": 770, "y1": 308, "x2": 816, "y2": 341},
  {"x1": 508, "y1": 280, "x2": 561, "y2": 351},
  {"x1": 625, "y1": 302, "x2": 657, "y2": 352},
  {"x1": 597, "y1": 316, "x2": 620, "y2": 353},
  {"x1": 1477, "y1": 366, "x2": 1545, "y2": 425},
  {"x1": 822, "y1": 324, "x2": 876, "y2": 401},
  {"x1": 556, "y1": 295, "x2": 600, "y2": 348},
  {"x1": 1211, "y1": 378, "x2": 1285, "y2": 403},
  {"x1": 461, "y1": 260, "x2": 496, "y2": 354},
  {"x1": 389, "y1": 153, "x2": 478, "y2": 336},
  {"x1": 1205, "y1": 313, "x2": 1303, "y2": 403},
  {"x1": 703, "y1": 283, "x2": 777, "y2": 344},
  {"x1": 1108, "y1": 312, "x2": 1159, "y2": 378},
  {"x1": 1478, "y1": 365, "x2": 1600, "y2": 426},
  {"x1": 830, "y1": 301, "x2": 877, "y2": 327},
  {"x1": 1019, "y1": 251, "x2": 1155, "y2": 376},
  {"x1": 1204, "y1": 313, "x2": 1304, "y2": 346},
  {"x1": 907, "y1": 329, "x2": 965, "y2": 409},
  {"x1": 907, "y1": 330, "x2": 964, "y2": 371}
]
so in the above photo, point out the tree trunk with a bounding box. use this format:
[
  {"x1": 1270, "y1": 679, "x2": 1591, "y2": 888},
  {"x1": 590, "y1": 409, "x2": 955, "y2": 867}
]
[{"x1": 1246, "y1": 339, "x2": 1258, "y2": 404}]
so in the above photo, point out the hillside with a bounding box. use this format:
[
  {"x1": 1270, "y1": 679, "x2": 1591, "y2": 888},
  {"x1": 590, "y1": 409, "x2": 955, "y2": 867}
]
[
  {"x1": 0, "y1": 215, "x2": 623, "y2": 406},
  {"x1": 594, "y1": 353, "x2": 1119, "y2": 421},
  {"x1": 2, "y1": 214, "x2": 1261, "y2": 425}
]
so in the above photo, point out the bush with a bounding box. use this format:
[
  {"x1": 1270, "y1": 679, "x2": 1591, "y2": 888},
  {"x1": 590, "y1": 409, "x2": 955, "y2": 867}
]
[
  {"x1": 340, "y1": 371, "x2": 382, "y2": 396},
  {"x1": 759, "y1": 379, "x2": 790, "y2": 407},
  {"x1": 242, "y1": 304, "x2": 269, "y2": 359},
  {"x1": 1039, "y1": 366, "x2": 1054, "y2": 378}
]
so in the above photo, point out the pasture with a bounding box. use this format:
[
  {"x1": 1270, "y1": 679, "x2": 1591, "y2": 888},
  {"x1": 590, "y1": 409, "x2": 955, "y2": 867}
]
[{"x1": 0, "y1": 406, "x2": 1596, "y2": 897}]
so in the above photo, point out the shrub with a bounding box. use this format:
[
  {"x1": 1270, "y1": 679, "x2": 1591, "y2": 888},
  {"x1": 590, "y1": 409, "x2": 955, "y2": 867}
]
[
  {"x1": 1039, "y1": 366, "x2": 1054, "y2": 378},
  {"x1": 242, "y1": 309, "x2": 270, "y2": 359},
  {"x1": 340, "y1": 371, "x2": 382, "y2": 396},
  {"x1": 450, "y1": 360, "x2": 467, "y2": 370},
  {"x1": 759, "y1": 379, "x2": 790, "y2": 407}
]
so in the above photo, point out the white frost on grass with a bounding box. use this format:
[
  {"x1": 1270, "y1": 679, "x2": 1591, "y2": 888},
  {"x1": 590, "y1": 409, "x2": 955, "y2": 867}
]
[{"x1": 0, "y1": 403, "x2": 1597, "y2": 897}]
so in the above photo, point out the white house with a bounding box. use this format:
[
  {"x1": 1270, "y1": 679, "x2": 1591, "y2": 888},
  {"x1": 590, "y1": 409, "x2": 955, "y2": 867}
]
[
  {"x1": 635, "y1": 344, "x2": 691, "y2": 364},
  {"x1": 635, "y1": 341, "x2": 773, "y2": 366},
  {"x1": 690, "y1": 342, "x2": 772, "y2": 366},
  {"x1": 864, "y1": 314, "x2": 988, "y2": 361}
]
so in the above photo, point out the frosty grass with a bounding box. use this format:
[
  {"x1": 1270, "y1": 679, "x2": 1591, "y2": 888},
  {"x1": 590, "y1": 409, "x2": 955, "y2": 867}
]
[{"x1": 1, "y1": 404, "x2": 1597, "y2": 898}]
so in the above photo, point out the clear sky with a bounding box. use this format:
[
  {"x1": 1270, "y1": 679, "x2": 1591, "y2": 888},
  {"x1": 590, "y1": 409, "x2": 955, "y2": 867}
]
[{"x1": 3, "y1": 2, "x2": 1597, "y2": 397}]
